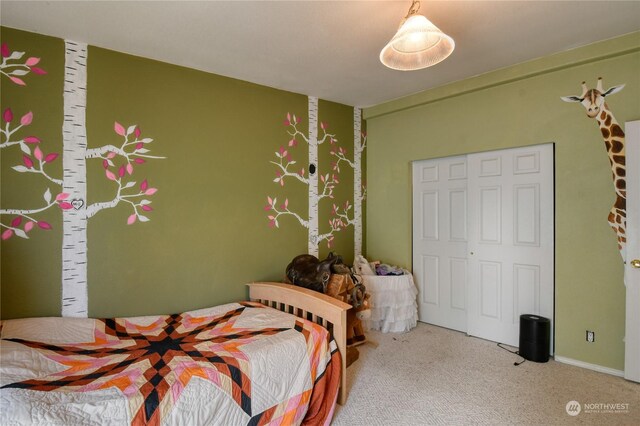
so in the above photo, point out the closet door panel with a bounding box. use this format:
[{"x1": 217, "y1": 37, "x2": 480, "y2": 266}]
[
  {"x1": 413, "y1": 157, "x2": 468, "y2": 332},
  {"x1": 467, "y1": 144, "x2": 554, "y2": 351}
]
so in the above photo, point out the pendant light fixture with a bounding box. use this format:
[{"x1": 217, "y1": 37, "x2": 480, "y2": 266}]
[{"x1": 380, "y1": 0, "x2": 455, "y2": 71}]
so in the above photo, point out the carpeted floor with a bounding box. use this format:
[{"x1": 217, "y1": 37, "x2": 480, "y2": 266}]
[{"x1": 333, "y1": 323, "x2": 640, "y2": 425}]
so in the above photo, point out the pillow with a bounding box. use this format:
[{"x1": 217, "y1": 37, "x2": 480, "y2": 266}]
[{"x1": 354, "y1": 255, "x2": 376, "y2": 276}]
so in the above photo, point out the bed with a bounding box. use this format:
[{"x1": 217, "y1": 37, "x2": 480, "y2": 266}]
[{"x1": 0, "y1": 282, "x2": 351, "y2": 425}]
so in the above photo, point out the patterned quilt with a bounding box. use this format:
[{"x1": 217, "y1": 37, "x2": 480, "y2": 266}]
[{"x1": 0, "y1": 302, "x2": 340, "y2": 425}]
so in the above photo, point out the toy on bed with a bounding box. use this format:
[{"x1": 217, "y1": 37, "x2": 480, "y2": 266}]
[
  {"x1": 325, "y1": 273, "x2": 370, "y2": 346},
  {"x1": 285, "y1": 253, "x2": 342, "y2": 293},
  {"x1": 286, "y1": 252, "x2": 371, "y2": 366}
]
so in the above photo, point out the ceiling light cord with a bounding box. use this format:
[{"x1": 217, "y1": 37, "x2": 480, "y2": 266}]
[
  {"x1": 398, "y1": 0, "x2": 421, "y2": 27},
  {"x1": 406, "y1": 0, "x2": 421, "y2": 19}
]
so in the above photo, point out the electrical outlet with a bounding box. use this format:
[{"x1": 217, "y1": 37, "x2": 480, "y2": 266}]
[{"x1": 586, "y1": 330, "x2": 595, "y2": 343}]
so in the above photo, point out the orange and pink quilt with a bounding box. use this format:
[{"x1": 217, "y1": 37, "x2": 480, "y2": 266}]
[{"x1": 0, "y1": 302, "x2": 340, "y2": 425}]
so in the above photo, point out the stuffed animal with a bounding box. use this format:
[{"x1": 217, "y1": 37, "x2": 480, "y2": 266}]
[
  {"x1": 325, "y1": 273, "x2": 371, "y2": 346},
  {"x1": 285, "y1": 253, "x2": 341, "y2": 293},
  {"x1": 347, "y1": 292, "x2": 371, "y2": 346}
]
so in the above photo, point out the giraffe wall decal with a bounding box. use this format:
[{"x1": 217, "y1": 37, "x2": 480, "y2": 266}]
[{"x1": 561, "y1": 78, "x2": 627, "y2": 259}]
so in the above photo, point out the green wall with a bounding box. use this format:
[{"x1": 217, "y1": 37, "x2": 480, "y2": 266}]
[
  {"x1": 1, "y1": 27, "x2": 360, "y2": 319},
  {"x1": 364, "y1": 32, "x2": 640, "y2": 371}
]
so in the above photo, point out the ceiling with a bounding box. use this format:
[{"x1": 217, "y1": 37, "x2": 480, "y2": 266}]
[{"x1": 2, "y1": 1, "x2": 639, "y2": 107}]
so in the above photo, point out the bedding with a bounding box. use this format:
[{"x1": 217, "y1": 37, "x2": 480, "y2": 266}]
[{"x1": 0, "y1": 301, "x2": 340, "y2": 426}]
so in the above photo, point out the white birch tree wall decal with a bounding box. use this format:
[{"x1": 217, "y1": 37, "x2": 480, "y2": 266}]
[
  {"x1": 1, "y1": 42, "x2": 54, "y2": 239},
  {"x1": 265, "y1": 96, "x2": 343, "y2": 255},
  {"x1": 1, "y1": 40, "x2": 164, "y2": 318},
  {"x1": 329, "y1": 107, "x2": 367, "y2": 258},
  {"x1": 1, "y1": 108, "x2": 62, "y2": 239},
  {"x1": 0, "y1": 41, "x2": 47, "y2": 84}
]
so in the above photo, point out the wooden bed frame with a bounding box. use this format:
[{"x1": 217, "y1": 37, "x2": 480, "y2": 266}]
[{"x1": 247, "y1": 282, "x2": 351, "y2": 405}]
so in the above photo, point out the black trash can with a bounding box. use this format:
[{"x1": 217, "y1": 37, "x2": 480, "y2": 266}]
[{"x1": 519, "y1": 314, "x2": 550, "y2": 363}]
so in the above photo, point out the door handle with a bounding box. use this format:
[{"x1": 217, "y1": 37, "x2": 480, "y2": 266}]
[{"x1": 631, "y1": 259, "x2": 640, "y2": 269}]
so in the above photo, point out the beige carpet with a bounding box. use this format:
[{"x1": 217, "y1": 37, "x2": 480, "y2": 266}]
[{"x1": 333, "y1": 323, "x2": 640, "y2": 425}]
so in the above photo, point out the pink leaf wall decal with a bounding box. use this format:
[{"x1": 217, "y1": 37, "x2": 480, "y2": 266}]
[
  {"x1": 134, "y1": 127, "x2": 141, "y2": 138},
  {"x1": 2, "y1": 229, "x2": 13, "y2": 240},
  {"x1": 34, "y1": 146, "x2": 43, "y2": 161},
  {"x1": 141, "y1": 205, "x2": 153, "y2": 212},
  {"x1": 135, "y1": 142, "x2": 144, "y2": 150},
  {"x1": 23, "y1": 136, "x2": 40, "y2": 144},
  {"x1": 20, "y1": 111, "x2": 33, "y2": 126},
  {"x1": 56, "y1": 193, "x2": 70, "y2": 200},
  {"x1": 127, "y1": 214, "x2": 137, "y2": 225},
  {"x1": 44, "y1": 153, "x2": 59, "y2": 163},
  {"x1": 106, "y1": 152, "x2": 117, "y2": 159},
  {"x1": 126, "y1": 163, "x2": 134, "y2": 175},
  {"x1": 105, "y1": 170, "x2": 117, "y2": 181},
  {"x1": 23, "y1": 155, "x2": 34, "y2": 168},
  {"x1": 24, "y1": 221, "x2": 34, "y2": 232},
  {"x1": 118, "y1": 166, "x2": 125, "y2": 177},
  {"x1": 11, "y1": 217, "x2": 22, "y2": 227},
  {"x1": 1, "y1": 43, "x2": 9, "y2": 58},
  {"x1": 59, "y1": 202, "x2": 73, "y2": 210},
  {"x1": 9, "y1": 77, "x2": 26, "y2": 86},
  {"x1": 284, "y1": 199, "x2": 289, "y2": 208},
  {"x1": 267, "y1": 196, "x2": 273, "y2": 205},
  {"x1": 140, "y1": 179, "x2": 148, "y2": 191},
  {"x1": 103, "y1": 159, "x2": 109, "y2": 169},
  {"x1": 284, "y1": 120, "x2": 290, "y2": 126},
  {"x1": 134, "y1": 158, "x2": 145, "y2": 164},
  {"x1": 3, "y1": 108, "x2": 13, "y2": 123},
  {"x1": 114, "y1": 122, "x2": 125, "y2": 136},
  {"x1": 264, "y1": 204, "x2": 271, "y2": 211},
  {"x1": 30, "y1": 67, "x2": 47, "y2": 75},
  {"x1": 25, "y1": 57, "x2": 40, "y2": 66},
  {"x1": 145, "y1": 188, "x2": 158, "y2": 195},
  {"x1": 37, "y1": 221, "x2": 52, "y2": 230}
]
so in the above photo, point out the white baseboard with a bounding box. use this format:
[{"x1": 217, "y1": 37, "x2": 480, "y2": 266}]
[{"x1": 554, "y1": 355, "x2": 624, "y2": 377}]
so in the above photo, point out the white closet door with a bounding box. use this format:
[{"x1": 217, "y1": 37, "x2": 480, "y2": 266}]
[
  {"x1": 624, "y1": 120, "x2": 640, "y2": 382},
  {"x1": 467, "y1": 144, "x2": 554, "y2": 351},
  {"x1": 412, "y1": 156, "x2": 468, "y2": 332}
]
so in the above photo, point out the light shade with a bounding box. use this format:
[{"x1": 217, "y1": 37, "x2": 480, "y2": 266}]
[{"x1": 380, "y1": 14, "x2": 455, "y2": 71}]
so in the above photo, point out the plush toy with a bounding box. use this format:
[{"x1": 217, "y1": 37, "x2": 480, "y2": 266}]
[
  {"x1": 325, "y1": 273, "x2": 371, "y2": 346},
  {"x1": 286, "y1": 252, "x2": 372, "y2": 366},
  {"x1": 284, "y1": 253, "x2": 341, "y2": 293},
  {"x1": 347, "y1": 292, "x2": 371, "y2": 346}
]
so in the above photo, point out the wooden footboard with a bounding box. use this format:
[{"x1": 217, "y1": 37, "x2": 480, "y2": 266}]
[{"x1": 247, "y1": 282, "x2": 351, "y2": 405}]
